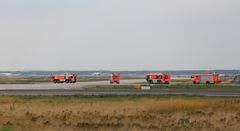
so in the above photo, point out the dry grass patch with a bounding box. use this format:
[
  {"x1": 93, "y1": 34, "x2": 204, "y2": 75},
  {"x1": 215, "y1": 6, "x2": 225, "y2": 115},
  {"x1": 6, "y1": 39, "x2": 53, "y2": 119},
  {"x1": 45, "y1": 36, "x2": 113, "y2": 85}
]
[{"x1": 0, "y1": 96, "x2": 239, "y2": 131}]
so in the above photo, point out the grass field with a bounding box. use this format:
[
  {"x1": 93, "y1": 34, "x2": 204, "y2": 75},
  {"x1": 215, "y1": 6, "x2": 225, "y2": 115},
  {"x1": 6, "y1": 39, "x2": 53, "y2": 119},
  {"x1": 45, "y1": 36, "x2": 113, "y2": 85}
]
[
  {"x1": 0, "y1": 95, "x2": 240, "y2": 131},
  {"x1": 0, "y1": 77, "x2": 50, "y2": 84},
  {"x1": 87, "y1": 84, "x2": 240, "y2": 90},
  {"x1": 87, "y1": 77, "x2": 240, "y2": 90}
]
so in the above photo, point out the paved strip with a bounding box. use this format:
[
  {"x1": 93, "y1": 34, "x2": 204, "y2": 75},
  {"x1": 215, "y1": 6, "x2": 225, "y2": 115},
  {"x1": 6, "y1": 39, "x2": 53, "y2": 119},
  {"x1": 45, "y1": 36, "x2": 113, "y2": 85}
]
[
  {"x1": 0, "y1": 89, "x2": 240, "y2": 96},
  {"x1": 0, "y1": 79, "x2": 144, "y2": 90},
  {"x1": 0, "y1": 79, "x2": 239, "y2": 96}
]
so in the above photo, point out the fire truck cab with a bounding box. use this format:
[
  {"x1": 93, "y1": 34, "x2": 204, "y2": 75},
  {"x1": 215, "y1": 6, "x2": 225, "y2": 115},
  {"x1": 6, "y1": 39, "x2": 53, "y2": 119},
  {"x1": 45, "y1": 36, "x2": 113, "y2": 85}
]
[
  {"x1": 110, "y1": 73, "x2": 120, "y2": 84},
  {"x1": 146, "y1": 73, "x2": 171, "y2": 84},
  {"x1": 191, "y1": 74, "x2": 221, "y2": 84}
]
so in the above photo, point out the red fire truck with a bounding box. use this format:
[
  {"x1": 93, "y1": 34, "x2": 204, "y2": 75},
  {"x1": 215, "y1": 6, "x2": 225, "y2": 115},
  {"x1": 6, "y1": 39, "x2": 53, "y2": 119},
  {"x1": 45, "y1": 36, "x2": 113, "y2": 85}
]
[
  {"x1": 51, "y1": 74, "x2": 78, "y2": 84},
  {"x1": 146, "y1": 73, "x2": 171, "y2": 84},
  {"x1": 110, "y1": 73, "x2": 120, "y2": 84},
  {"x1": 191, "y1": 74, "x2": 221, "y2": 84}
]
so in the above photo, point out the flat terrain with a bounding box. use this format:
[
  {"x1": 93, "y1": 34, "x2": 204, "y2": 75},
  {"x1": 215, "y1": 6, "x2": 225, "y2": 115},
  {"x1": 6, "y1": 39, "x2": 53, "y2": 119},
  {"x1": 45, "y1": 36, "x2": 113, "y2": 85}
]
[
  {"x1": 0, "y1": 76, "x2": 144, "y2": 84},
  {"x1": 1, "y1": 88, "x2": 240, "y2": 96},
  {"x1": 0, "y1": 79, "x2": 240, "y2": 96},
  {"x1": 0, "y1": 95, "x2": 240, "y2": 131},
  {"x1": 0, "y1": 77, "x2": 239, "y2": 131},
  {"x1": 0, "y1": 79, "x2": 144, "y2": 90}
]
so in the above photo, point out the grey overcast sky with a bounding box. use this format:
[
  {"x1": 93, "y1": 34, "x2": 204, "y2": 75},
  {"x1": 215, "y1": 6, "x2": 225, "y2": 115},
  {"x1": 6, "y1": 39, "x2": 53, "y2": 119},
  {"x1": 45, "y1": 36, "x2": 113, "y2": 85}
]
[{"x1": 0, "y1": 0, "x2": 239, "y2": 71}]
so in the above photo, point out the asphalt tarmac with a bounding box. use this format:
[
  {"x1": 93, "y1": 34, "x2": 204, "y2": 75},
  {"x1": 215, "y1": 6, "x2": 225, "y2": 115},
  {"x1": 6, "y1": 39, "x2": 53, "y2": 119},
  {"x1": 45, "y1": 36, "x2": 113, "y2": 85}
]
[
  {"x1": 0, "y1": 79, "x2": 144, "y2": 90},
  {"x1": 0, "y1": 79, "x2": 239, "y2": 96}
]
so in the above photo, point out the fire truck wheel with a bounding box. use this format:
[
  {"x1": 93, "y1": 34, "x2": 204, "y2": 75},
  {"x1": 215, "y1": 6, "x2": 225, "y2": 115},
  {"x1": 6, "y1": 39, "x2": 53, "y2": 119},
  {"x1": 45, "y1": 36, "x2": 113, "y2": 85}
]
[
  {"x1": 206, "y1": 81, "x2": 210, "y2": 84},
  {"x1": 53, "y1": 80, "x2": 58, "y2": 84},
  {"x1": 149, "y1": 81, "x2": 153, "y2": 84}
]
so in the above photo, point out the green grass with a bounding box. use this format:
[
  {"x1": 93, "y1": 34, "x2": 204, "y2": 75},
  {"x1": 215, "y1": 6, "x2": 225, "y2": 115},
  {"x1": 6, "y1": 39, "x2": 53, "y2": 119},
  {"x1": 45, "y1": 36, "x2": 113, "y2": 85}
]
[
  {"x1": 149, "y1": 84, "x2": 240, "y2": 89},
  {"x1": 13, "y1": 95, "x2": 147, "y2": 102},
  {"x1": 4, "y1": 95, "x2": 240, "y2": 103},
  {"x1": 87, "y1": 85, "x2": 136, "y2": 90},
  {"x1": 0, "y1": 126, "x2": 12, "y2": 131},
  {"x1": 0, "y1": 77, "x2": 50, "y2": 84},
  {"x1": 86, "y1": 84, "x2": 240, "y2": 90},
  {"x1": 231, "y1": 80, "x2": 240, "y2": 84}
]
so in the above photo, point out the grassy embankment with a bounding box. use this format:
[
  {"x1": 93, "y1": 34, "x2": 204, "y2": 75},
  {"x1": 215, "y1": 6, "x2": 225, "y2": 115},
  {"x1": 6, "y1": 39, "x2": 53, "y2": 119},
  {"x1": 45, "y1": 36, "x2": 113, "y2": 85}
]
[{"x1": 0, "y1": 95, "x2": 240, "y2": 131}]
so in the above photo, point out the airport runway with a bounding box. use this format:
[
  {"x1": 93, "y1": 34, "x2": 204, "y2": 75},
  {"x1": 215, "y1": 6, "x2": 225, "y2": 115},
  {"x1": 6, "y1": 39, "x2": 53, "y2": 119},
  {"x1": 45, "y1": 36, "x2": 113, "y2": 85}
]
[
  {"x1": 0, "y1": 79, "x2": 144, "y2": 90},
  {"x1": 0, "y1": 80, "x2": 239, "y2": 96}
]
